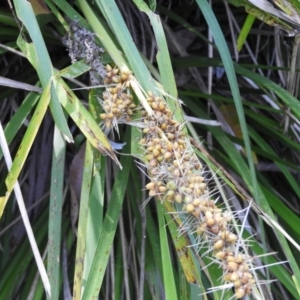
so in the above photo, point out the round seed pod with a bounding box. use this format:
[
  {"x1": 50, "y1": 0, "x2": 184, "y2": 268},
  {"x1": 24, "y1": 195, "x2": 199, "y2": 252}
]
[
  {"x1": 146, "y1": 182, "x2": 156, "y2": 190},
  {"x1": 105, "y1": 120, "x2": 112, "y2": 128},
  {"x1": 173, "y1": 169, "x2": 180, "y2": 177},
  {"x1": 227, "y1": 233, "x2": 237, "y2": 243},
  {"x1": 100, "y1": 113, "x2": 107, "y2": 120},
  {"x1": 235, "y1": 287, "x2": 246, "y2": 299},
  {"x1": 106, "y1": 64, "x2": 112, "y2": 71},
  {"x1": 112, "y1": 68, "x2": 119, "y2": 75},
  {"x1": 192, "y1": 198, "x2": 201, "y2": 206},
  {"x1": 149, "y1": 190, "x2": 157, "y2": 197},
  {"x1": 230, "y1": 272, "x2": 239, "y2": 282},
  {"x1": 158, "y1": 186, "x2": 167, "y2": 193},
  {"x1": 207, "y1": 218, "x2": 215, "y2": 227},
  {"x1": 152, "y1": 149, "x2": 160, "y2": 158},
  {"x1": 205, "y1": 211, "x2": 213, "y2": 219},
  {"x1": 107, "y1": 112, "x2": 114, "y2": 119},
  {"x1": 210, "y1": 224, "x2": 220, "y2": 234},
  {"x1": 151, "y1": 102, "x2": 158, "y2": 110},
  {"x1": 174, "y1": 193, "x2": 182, "y2": 203},
  {"x1": 166, "y1": 180, "x2": 176, "y2": 190},
  {"x1": 166, "y1": 190, "x2": 175, "y2": 200},
  {"x1": 185, "y1": 203, "x2": 194, "y2": 213},
  {"x1": 160, "y1": 123, "x2": 167, "y2": 130},
  {"x1": 213, "y1": 239, "x2": 224, "y2": 250},
  {"x1": 196, "y1": 223, "x2": 207, "y2": 235},
  {"x1": 233, "y1": 280, "x2": 242, "y2": 288},
  {"x1": 226, "y1": 255, "x2": 235, "y2": 263},
  {"x1": 227, "y1": 261, "x2": 238, "y2": 271},
  {"x1": 236, "y1": 254, "x2": 244, "y2": 264},
  {"x1": 192, "y1": 207, "x2": 200, "y2": 218},
  {"x1": 157, "y1": 155, "x2": 164, "y2": 162},
  {"x1": 158, "y1": 102, "x2": 165, "y2": 110},
  {"x1": 184, "y1": 195, "x2": 193, "y2": 204},
  {"x1": 111, "y1": 76, "x2": 120, "y2": 83},
  {"x1": 146, "y1": 154, "x2": 154, "y2": 161},
  {"x1": 214, "y1": 251, "x2": 226, "y2": 260},
  {"x1": 164, "y1": 152, "x2": 172, "y2": 160},
  {"x1": 223, "y1": 273, "x2": 231, "y2": 282},
  {"x1": 149, "y1": 159, "x2": 157, "y2": 167}
]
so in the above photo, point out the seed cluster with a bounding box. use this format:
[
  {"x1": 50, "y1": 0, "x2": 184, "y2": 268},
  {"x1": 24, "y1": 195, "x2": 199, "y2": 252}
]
[
  {"x1": 63, "y1": 25, "x2": 257, "y2": 298},
  {"x1": 140, "y1": 92, "x2": 256, "y2": 299},
  {"x1": 99, "y1": 65, "x2": 136, "y2": 130}
]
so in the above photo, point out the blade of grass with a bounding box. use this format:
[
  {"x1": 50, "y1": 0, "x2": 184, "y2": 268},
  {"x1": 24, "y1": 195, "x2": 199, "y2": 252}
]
[
  {"x1": 81, "y1": 128, "x2": 132, "y2": 300},
  {"x1": 13, "y1": 0, "x2": 72, "y2": 140},
  {"x1": 73, "y1": 141, "x2": 94, "y2": 300},
  {"x1": 236, "y1": 13, "x2": 256, "y2": 51},
  {"x1": 53, "y1": 76, "x2": 121, "y2": 167},
  {"x1": 157, "y1": 202, "x2": 178, "y2": 300},
  {"x1": 0, "y1": 122, "x2": 50, "y2": 297},
  {"x1": 0, "y1": 81, "x2": 51, "y2": 216},
  {"x1": 0, "y1": 90, "x2": 39, "y2": 160},
  {"x1": 47, "y1": 125, "x2": 66, "y2": 300},
  {"x1": 132, "y1": 0, "x2": 181, "y2": 120}
]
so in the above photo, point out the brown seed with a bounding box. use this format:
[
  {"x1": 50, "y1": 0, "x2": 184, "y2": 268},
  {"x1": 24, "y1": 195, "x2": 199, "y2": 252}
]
[
  {"x1": 166, "y1": 141, "x2": 173, "y2": 152},
  {"x1": 227, "y1": 233, "x2": 237, "y2": 243},
  {"x1": 146, "y1": 182, "x2": 156, "y2": 190},
  {"x1": 166, "y1": 190, "x2": 174, "y2": 200},
  {"x1": 146, "y1": 154, "x2": 154, "y2": 161},
  {"x1": 112, "y1": 68, "x2": 119, "y2": 75},
  {"x1": 230, "y1": 272, "x2": 239, "y2": 282},
  {"x1": 166, "y1": 180, "x2": 176, "y2": 190},
  {"x1": 174, "y1": 194, "x2": 182, "y2": 203},
  {"x1": 223, "y1": 273, "x2": 231, "y2": 282},
  {"x1": 121, "y1": 73, "x2": 129, "y2": 81},
  {"x1": 226, "y1": 255, "x2": 235, "y2": 263},
  {"x1": 153, "y1": 149, "x2": 160, "y2": 158},
  {"x1": 164, "y1": 152, "x2": 172, "y2": 160},
  {"x1": 210, "y1": 225, "x2": 220, "y2": 234},
  {"x1": 157, "y1": 155, "x2": 164, "y2": 162},
  {"x1": 160, "y1": 123, "x2": 167, "y2": 130},
  {"x1": 233, "y1": 280, "x2": 241, "y2": 288},
  {"x1": 185, "y1": 203, "x2": 194, "y2": 213},
  {"x1": 192, "y1": 198, "x2": 201, "y2": 206},
  {"x1": 213, "y1": 239, "x2": 224, "y2": 250},
  {"x1": 158, "y1": 186, "x2": 167, "y2": 193},
  {"x1": 227, "y1": 261, "x2": 238, "y2": 271},
  {"x1": 139, "y1": 138, "x2": 147, "y2": 145},
  {"x1": 100, "y1": 113, "x2": 107, "y2": 120},
  {"x1": 207, "y1": 218, "x2": 215, "y2": 227},
  {"x1": 236, "y1": 254, "x2": 244, "y2": 264},
  {"x1": 235, "y1": 288, "x2": 245, "y2": 299},
  {"x1": 151, "y1": 102, "x2": 158, "y2": 110},
  {"x1": 199, "y1": 183, "x2": 206, "y2": 190},
  {"x1": 184, "y1": 195, "x2": 193, "y2": 204},
  {"x1": 167, "y1": 133, "x2": 175, "y2": 140},
  {"x1": 111, "y1": 76, "x2": 120, "y2": 83},
  {"x1": 214, "y1": 251, "x2": 225, "y2": 260},
  {"x1": 159, "y1": 102, "x2": 165, "y2": 111},
  {"x1": 149, "y1": 190, "x2": 157, "y2": 197},
  {"x1": 149, "y1": 159, "x2": 157, "y2": 167},
  {"x1": 143, "y1": 128, "x2": 150, "y2": 134}
]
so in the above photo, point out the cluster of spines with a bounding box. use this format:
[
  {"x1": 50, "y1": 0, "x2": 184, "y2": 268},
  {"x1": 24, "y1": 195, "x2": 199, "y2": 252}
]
[
  {"x1": 139, "y1": 92, "x2": 256, "y2": 299},
  {"x1": 93, "y1": 70, "x2": 256, "y2": 298},
  {"x1": 99, "y1": 65, "x2": 136, "y2": 130}
]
